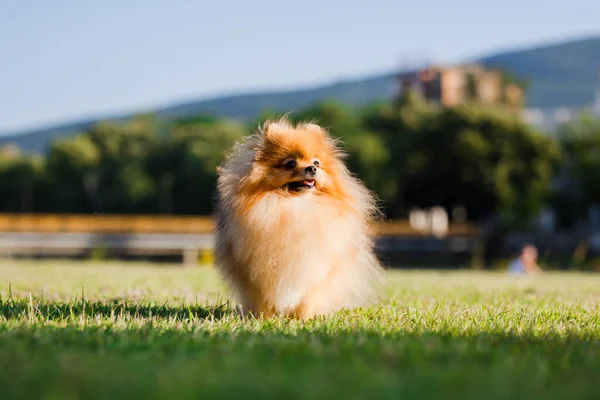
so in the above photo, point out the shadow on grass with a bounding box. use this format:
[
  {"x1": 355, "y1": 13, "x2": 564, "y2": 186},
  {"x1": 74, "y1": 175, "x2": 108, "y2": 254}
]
[
  {"x1": 0, "y1": 297, "x2": 234, "y2": 321},
  {"x1": 0, "y1": 324, "x2": 599, "y2": 400}
]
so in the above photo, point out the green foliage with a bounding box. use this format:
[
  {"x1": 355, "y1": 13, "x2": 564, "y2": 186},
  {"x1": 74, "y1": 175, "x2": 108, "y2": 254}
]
[
  {"x1": 559, "y1": 112, "x2": 600, "y2": 202},
  {"x1": 0, "y1": 99, "x2": 579, "y2": 227},
  {"x1": 402, "y1": 105, "x2": 560, "y2": 225},
  {"x1": 551, "y1": 112, "x2": 600, "y2": 227},
  {"x1": 359, "y1": 100, "x2": 559, "y2": 224},
  {"x1": 2, "y1": 115, "x2": 243, "y2": 215},
  {"x1": 0, "y1": 146, "x2": 46, "y2": 212},
  {"x1": 145, "y1": 120, "x2": 244, "y2": 214},
  {"x1": 1, "y1": 262, "x2": 600, "y2": 400}
]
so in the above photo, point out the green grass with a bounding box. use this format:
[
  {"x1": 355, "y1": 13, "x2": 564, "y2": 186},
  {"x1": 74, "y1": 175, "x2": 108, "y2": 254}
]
[{"x1": 1, "y1": 260, "x2": 599, "y2": 400}]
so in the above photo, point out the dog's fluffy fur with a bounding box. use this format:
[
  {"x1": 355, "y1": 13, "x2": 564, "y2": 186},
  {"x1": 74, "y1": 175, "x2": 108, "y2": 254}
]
[{"x1": 214, "y1": 118, "x2": 383, "y2": 319}]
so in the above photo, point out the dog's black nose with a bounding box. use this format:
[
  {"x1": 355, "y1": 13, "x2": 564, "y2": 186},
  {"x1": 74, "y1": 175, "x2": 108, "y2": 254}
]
[{"x1": 304, "y1": 166, "x2": 317, "y2": 175}]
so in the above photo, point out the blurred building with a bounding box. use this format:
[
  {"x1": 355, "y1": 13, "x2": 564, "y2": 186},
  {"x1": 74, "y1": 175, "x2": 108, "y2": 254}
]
[{"x1": 398, "y1": 64, "x2": 524, "y2": 109}]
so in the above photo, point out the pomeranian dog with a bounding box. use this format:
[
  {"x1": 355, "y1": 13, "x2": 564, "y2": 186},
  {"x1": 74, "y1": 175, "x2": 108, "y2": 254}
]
[{"x1": 214, "y1": 118, "x2": 383, "y2": 319}]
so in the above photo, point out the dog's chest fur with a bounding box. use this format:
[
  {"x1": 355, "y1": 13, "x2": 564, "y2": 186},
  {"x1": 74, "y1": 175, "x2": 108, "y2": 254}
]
[{"x1": 235, "y1": 193, "x2": 361, "y2": 310}]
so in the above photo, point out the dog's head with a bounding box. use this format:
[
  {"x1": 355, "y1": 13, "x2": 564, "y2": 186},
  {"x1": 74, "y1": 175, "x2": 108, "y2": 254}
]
[{"x1": 247, "y1": 119, "x2": 347, "y2": 198}]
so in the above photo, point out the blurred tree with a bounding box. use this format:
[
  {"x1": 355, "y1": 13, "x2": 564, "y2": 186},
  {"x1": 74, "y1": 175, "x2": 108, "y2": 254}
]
[
  {"x1": 0, "y1": 146, "x2": 45, "y2": 212},
  {"x1": 553, "y1": 112, "x2": 600, "y2": 227},
  {"x1": 46, "y1": 134, "x2": 101, "y2": 212},
  {"x1": 400, "y1": 105, "x2": 561, "y2": 226},
  {"x1": 46, "y1": 116, "x2": 158, "y2": 214},
  {"x1": 0, "y1": 100, "x2": 564, "y2": 225},
  {"x1": 88, "y1": 117, "x2": 158, "y2": 213},
  {"x1": 146, "y1": 120, "x2": 245, "y2": 215},
  {"x1": 361, "y1": 93, "x2": 434, "y2": 218}
]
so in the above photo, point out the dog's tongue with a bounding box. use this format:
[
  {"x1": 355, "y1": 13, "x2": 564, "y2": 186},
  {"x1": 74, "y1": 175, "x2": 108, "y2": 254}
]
[{"x1": 303, "y1": 180, "x2": 315, "y2": 186}]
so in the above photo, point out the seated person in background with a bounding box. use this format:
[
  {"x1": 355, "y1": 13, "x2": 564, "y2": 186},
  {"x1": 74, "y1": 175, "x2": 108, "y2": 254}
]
[{"x1": 508, "y1": 244, "x2": 543, "y2": 275}]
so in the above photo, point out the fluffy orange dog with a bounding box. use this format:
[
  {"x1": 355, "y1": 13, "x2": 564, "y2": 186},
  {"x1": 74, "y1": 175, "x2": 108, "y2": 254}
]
[{"x1": 214, "y1": 118, "x2": 383, "y2": 319}]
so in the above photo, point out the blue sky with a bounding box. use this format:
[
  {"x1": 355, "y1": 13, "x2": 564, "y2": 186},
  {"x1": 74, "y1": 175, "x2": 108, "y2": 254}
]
[{"x1": 0, "y1": 0, "x2": 598, "y2": 134}]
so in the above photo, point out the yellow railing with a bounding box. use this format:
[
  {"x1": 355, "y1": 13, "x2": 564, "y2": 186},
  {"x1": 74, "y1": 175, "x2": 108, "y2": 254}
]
[
  {"x1": 0, "y1": 213, "x2": 479, "y2": 237},
  {"x1": 0, "y1": 214, "x2": 214, "y2": 234}
]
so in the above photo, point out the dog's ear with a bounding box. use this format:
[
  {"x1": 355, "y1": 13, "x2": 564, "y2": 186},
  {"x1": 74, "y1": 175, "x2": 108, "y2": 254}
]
[
  {"x1": 260, "y1": 120, "x2": 277, "y2": 139},
  {"x1": 300, "y1": 122, "x2": 327, "y2": 136},
  {"x1": 259, "y1": 117, "x2": 292, "y2": 139},
  {"x1": 260, "y1": 120, "x2": 275, "y2": 138}
]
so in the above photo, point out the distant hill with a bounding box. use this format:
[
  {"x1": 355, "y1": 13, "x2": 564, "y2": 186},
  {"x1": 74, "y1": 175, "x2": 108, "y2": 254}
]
[
  {"x1": 1, "y1": 35, "x2": 599, "y2": 152},
  {"x1": 480, "y1": 36, "x2": 600, "y2": 108},
  {"x1": 0, "y1": 74, "x2": 398, "y2": 153}
]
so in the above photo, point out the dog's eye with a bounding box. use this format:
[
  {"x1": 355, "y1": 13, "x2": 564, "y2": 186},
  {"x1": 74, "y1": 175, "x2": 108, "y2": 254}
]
[
  {"x1": 313, "y1": 160, "x2": 320, "y2": 167},
  {"x1": 283, "y1": 160, "x2": 297, "y2": 169}
]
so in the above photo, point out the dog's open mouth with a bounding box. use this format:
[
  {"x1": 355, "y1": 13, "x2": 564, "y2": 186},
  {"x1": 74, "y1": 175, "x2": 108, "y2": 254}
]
[{"x1": 286, "y1": 179, "x2": 316, "y2": 191}]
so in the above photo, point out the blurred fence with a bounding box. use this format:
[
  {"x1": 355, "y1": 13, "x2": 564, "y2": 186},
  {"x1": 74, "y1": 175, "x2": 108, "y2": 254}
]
[
  {"x1": 0, "y1": 213, "x2": 479, "y2": 236},
  {"x1": 0, "y1": 214, "x2": 215, "y2": 234},
  {"x1": 0, "y1": 213, "x2": 481, "y2": 266}
]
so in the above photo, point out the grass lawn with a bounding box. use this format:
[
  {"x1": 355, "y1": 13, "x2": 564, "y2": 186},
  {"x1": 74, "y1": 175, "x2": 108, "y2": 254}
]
[{"x1": 1, "y1": 260, "x2": 599, "y2": 400}]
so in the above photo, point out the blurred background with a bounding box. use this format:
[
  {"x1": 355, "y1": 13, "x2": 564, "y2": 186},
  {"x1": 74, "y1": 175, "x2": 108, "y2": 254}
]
[{"x1": 1, "y1": 1, "x2": 599, "y2": 270}]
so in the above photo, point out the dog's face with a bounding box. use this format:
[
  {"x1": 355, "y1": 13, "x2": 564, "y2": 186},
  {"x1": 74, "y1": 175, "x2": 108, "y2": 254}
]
[
  {"x1": 248, "y1": 121, "x2": 344, "y2": 197},
  {"x1": 273, "y1": 155, "x2": 321, "y2": 193}
]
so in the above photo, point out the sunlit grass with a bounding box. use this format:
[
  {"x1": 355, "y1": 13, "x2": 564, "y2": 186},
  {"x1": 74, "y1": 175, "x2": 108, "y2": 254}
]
[{"x1": 1, "y1": 260, "x2": 599, "y2": 399}]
